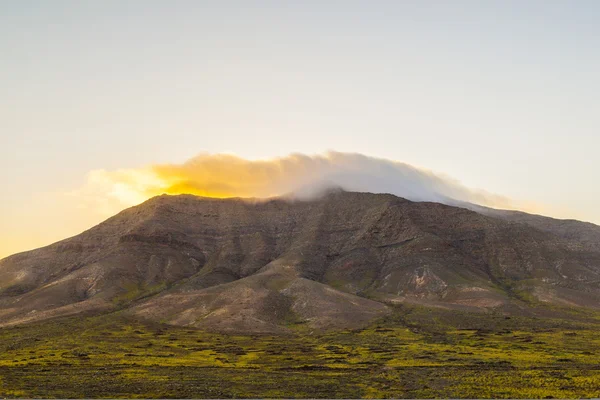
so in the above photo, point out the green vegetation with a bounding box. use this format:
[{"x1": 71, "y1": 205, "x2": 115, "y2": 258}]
[
  {"x1": 111, "y1": 282, "x2": 169, "y2": 307},
  {"x1": 1, "y1": 305, "x2": 600, "y2": 398}
]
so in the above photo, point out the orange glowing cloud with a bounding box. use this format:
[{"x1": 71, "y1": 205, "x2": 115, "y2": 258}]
[
  {"x1": 1, "y1": 151, "x2": 565, "y2": 259},
  {"x1": 71, "y1": 152, "x2": 540, "y2": 219}
]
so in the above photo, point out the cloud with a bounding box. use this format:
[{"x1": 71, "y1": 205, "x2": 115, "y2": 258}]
[{"x1": 71, "y1": 151, "x2": 533, "y2": 217}]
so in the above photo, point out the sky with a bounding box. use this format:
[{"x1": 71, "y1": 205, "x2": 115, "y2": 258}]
[{"x1": 1, "y1": 0, "x2": 599, "y2": 258}]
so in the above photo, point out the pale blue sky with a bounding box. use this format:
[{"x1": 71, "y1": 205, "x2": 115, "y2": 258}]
[{"x1": 1, "y1": 1, "x2": 599, "y2": 256}]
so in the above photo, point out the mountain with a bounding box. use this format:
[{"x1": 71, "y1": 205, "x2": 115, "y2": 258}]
[
  {"x1": 459, "y1": 202, "x2": 600, "y2": 253},
  {"x1": 1, "y1": 191, "x2": 599, "y2": 333}
]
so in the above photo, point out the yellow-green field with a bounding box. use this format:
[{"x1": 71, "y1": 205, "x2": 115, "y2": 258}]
[{"x1": 1, "y1": 305, "x2": 600, "y2": 398}]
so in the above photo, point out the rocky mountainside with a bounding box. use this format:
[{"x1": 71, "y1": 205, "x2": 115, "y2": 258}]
[
  {"x1": 460, "y1": 202, "x2": 600, "y2": 253},
  {"x1": 1, "y1": 191, "x2": 599, "y2": 333}
]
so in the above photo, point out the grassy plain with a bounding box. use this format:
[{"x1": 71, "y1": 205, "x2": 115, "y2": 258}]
[{"x1": 1, "y1": 305, "x2": 600, "y2": 398}]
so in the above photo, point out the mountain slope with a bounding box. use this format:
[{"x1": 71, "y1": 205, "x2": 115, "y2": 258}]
[
  {"x1": 1, "y1": 191, "x2": 599, "y2": 332},
  {"x1": 460, "y1": 202, "x2": 600, "y2": 253}
]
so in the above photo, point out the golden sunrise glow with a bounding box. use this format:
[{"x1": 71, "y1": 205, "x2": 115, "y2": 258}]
[
  {"x1": 3, "y1": 1, "x2": 599, "y2": 262},
  {"x1": 73, "y1": 152, "x2": 546, "y2": 217},
  {"x1": 0, "y1": 152, "x2": 579, "y2": 260}
]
